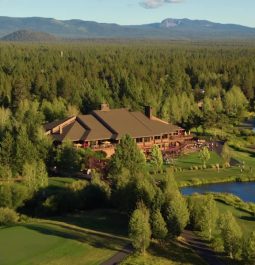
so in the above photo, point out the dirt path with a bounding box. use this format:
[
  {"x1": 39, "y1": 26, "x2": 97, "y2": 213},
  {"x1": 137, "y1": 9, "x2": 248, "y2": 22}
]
[
  {"x1": 181, "y1": 230, "x2": 225, "y2": 265},
  {"x1": 101, "y1": 244, "x2": 133, "y2": 265}
]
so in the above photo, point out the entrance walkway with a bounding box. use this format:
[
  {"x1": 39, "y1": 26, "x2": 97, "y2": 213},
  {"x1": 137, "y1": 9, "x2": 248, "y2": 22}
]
[{"x1": 101, "y1": 244, "x2": 133, "y2": 265}]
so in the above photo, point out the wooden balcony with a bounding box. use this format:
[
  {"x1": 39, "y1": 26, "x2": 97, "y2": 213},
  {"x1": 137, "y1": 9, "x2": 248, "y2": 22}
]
[
  {"x1": 92, "y1": 144, "x2": 116, "y2": 157},
  {"x1": 80, "y1": 133, "x2": 193, "y2": 157}
]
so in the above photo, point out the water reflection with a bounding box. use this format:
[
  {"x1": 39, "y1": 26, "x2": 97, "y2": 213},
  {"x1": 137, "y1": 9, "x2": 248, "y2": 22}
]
[{"x1": 181, "y1": 182, "x2": 255, "y2": 202}]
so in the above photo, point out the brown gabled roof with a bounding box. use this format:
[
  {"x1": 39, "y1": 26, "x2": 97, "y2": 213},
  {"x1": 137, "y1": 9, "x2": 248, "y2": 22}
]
[
  {"x1": 44, "y1": 115, "x2": 113, "y2": 142},
  {"x1": 131, "y1": 112, "x2": 182, "y2": 135},
  {"x1": 45, "y1": 107, "x2": 183, "y2": 142},
  {"x1": 44, "y1": 117, "x2": 73, "y2": 132},
  {"x1": 49, "y1": 122, "x2": 76, "y2": 142},
  {"x1": 92, "y1": 108, "x2": 181, "y2": 140},
  {"x1": 92, "y1": 108, "x2": 151, "y2": 139},
  {"x1": 77, "y1": 115, "x2": 113, "y2": 141}
]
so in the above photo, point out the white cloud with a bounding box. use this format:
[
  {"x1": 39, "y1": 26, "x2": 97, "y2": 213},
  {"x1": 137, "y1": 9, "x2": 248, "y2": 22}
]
[{"x1": 140, "y1": 0, "x2": 184, "y2": 9}]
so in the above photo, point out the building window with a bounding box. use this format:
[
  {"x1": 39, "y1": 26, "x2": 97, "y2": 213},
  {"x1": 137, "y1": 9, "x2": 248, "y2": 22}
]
[
  {"x1": 144, "y1": 137, "x2": 151, "y2": 143},
  {"x1": 155, "y1": 136, "x2": 161, "y2": 140},
  {"x1": 162, "y1": 134, "x2": 168, "y2": 139},
  {"x1": 136, "y1": 138, "x2": 143, "y2": 143}
]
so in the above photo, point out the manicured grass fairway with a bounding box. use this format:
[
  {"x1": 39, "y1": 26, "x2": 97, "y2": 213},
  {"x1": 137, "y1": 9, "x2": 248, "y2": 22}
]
[
  {"x1": 166, "y1": 150, "x2": 255, "y2": 187},
  {"x1": 175, "y1": 167, "x2": 244, "y2": 184},
  {"x1": 174, "y1": 151, "x2": 222, "y2": 169},
  {"x1": 48, "y1": 176, "x2": 76, "y2": 188},
  {"x1": 0, "y1": 211, "x2": 128, "y2": 265}
]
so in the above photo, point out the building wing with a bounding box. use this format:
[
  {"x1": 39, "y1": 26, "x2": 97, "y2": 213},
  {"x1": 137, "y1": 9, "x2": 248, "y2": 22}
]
[
  {"x1": 45, "y1": 106, "x2": 184, "y2": 143},
  {"x1": 92, "y1": 108, "x2": 157, "y2": 139},
  {"x1": 77, "y1": 115, "x2": 113, "y2": 141}
]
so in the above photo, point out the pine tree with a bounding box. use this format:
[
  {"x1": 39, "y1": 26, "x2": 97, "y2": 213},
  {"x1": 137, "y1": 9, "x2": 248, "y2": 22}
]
[
  {"x1": 150, "y1": 145, "x2": 163, "y2": 174},
  {"x1": 242, "y1": 231, "x2": 255, "y2": 264},
  {"x1": 150, "y1": 209, "x2": 168, "y2": 240},
  {"x1": 221, "y1": 142, "x2": 231, "y2": 167},
  {"x1": 219, "y1": 211, "x2": 242, "y2": 259},
  {"x1": 129, "y1": 202, "x2": 151, "y2": 254},
  {"x1": 198, "y1": 195, "x2": 219, "y2": 240},
  {"x1": 22, "y1": 160, "x2": 48, "y2": 192},
  {"x1": 164, "y1": 194, "x2": 189, "y2": 237},
  {"x1": 110, "y1": 135, "x2": 146, "y2": 175},
  {"x1": 199, "y1": 147, "x2": 210, "y2": 167}
]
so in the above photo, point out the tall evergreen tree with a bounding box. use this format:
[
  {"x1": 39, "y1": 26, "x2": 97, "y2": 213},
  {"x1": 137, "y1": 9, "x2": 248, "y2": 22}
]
[
  {"x1": 164, "y1": 194, "x2": 189, "y2": 237},
  {"x1": 150, "y1": 209, "x2": 168, "y2": 240},
  {"x1": 109, "y1": 135, "x2": 146, "y2": 176},
  {"x1": 150, "y1": 145, "x2": 163, "y2": 174},
  {"x1": 219, "y1": 211, "x2": 243, "y2": 259},
  {"x1": 129, "y1": 202, "x2": 151, "y2": 254}
]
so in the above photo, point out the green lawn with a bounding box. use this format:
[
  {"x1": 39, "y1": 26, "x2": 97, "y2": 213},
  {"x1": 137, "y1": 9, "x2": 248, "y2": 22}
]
[
  {"x1": 173, "y1": 151, "x2": 222, "y2": 169},
  {"x1": 156, "y1": 150, "x2": 255, "y2": 187},
  {"x1": 48, "y1": 177, "x2": 77, "y2": 188},
  {"x1": 0, "y1": 210, "x2": 128, "y2": 265},
  {"x1": 174, "y1": 167, "x2": 246, "y2": 186}
]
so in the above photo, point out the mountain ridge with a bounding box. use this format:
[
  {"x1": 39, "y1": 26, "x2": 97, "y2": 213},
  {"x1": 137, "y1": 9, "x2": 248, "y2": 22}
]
[
  {"x1": 1, "y1": 29, "x2": 57, "y2": 41},
  {"x1": 0, "y1": 16, "x2": 255, "y2": 40}
]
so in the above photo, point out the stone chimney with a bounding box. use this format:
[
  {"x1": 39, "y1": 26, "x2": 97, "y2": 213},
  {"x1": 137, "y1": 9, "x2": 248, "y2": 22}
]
[
  {"x1": 101, "y1": 103, "x2": 110, "y2": 111},
  {"x1": 145, "y1": 106, "x2": 153, "y2": 119}
]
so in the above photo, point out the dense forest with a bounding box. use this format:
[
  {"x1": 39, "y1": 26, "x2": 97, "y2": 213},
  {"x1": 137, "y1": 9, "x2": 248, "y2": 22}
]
[
  {"x1": 1, "y1": 41, "x2": 255, "y2": 264},
  {"x1": 0, "y1": 41, "x2": 254, "y2": 176},
  {"x1": 1, "y1": 41, "x2": 255, "y2": 117}
]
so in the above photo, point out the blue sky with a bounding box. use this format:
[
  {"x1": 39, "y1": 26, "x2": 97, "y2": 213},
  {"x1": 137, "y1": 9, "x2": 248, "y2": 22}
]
[{"x1": 0, "y1": 0, "x2": 254, "y2": 27}]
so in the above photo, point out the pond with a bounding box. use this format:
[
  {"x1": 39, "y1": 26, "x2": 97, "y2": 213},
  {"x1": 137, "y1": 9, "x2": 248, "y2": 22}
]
[{"x1": 181, "y1": 182, "x2": 255, "y2": 202}]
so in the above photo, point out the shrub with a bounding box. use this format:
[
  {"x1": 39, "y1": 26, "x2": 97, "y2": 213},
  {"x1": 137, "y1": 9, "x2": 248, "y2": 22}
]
[
  {"x1": 240, "y1": 128, "x2": 253, "y2": 137},
  {"x1": 191, "y1": 178, "x2": 202, "y2": 186},
  {"x1": 247, "y1": 136, "x2": 255, "y2": 145},
  {"x1": 0, "y1": 207, "x2": 19, "y2": 225},
  {"x1": 68, "y1": 180, "x2": 88, "y2": 192},
  {"x1": 0, "y1": 184, "x2": 29, "y2": 209}
]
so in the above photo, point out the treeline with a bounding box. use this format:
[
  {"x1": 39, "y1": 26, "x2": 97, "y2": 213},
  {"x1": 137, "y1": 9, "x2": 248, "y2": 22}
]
[{"x1": 0, "y1": 42, "x2": 254, "y2": 128}]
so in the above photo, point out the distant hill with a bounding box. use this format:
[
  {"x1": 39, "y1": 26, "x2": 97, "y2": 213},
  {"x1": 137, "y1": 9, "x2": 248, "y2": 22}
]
[
  {"x1": 0, "y1": 16, "x2": 255, "y2": 40},
  {"x1": 1, "y1": 30, "x2": 57, "y2": 41}
]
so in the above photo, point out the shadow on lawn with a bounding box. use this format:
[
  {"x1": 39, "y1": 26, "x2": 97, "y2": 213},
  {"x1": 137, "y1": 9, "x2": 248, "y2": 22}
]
[
  {"x1": 240, "y1": 215, "x2": 255, "y2": 222},
  {"x1": 23, "y1": 223, "x2": 127, "y2": 252},
  {"x1": 51, "y1": 210, "x2": 129, "y2": 237},
  {"x1": 231, "y1": 145, "x2": 255, "y2": 158},
  {"x1": 149, "y1": 241, "x2": 206, "y2": 265}
]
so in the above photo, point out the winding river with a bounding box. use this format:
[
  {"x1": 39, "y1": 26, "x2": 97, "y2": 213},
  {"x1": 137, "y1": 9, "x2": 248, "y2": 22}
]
[{"x1": 181, "y1": 182, "x2": 255, "y2": 202}]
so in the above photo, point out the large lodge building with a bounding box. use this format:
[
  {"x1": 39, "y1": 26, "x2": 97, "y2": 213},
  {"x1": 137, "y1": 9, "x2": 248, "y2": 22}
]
[{"x1": 45, "y1": 104, "x2": 192, "y2": 157}]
